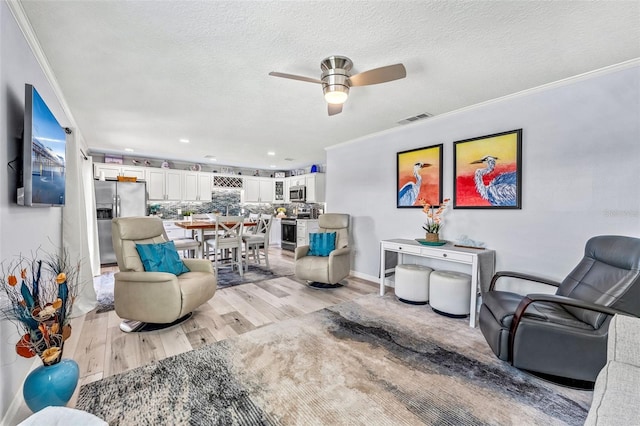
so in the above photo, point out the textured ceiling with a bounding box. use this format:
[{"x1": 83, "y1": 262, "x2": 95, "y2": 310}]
[{"x1": 18, "y1": 1, "x2": 640, "y2": 170}]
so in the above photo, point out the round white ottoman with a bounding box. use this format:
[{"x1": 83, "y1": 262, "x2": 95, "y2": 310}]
[
  {"x1": 429, "y1": 270, "x2": 472, "y2": 318},
  {"x1": 394, "y1": 264, "x2": 433, "y2": 305}
]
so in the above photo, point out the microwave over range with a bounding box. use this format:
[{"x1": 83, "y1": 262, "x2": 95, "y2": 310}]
[{"x1": 289, "y1": 185, "x2": 306, "y2": 202}]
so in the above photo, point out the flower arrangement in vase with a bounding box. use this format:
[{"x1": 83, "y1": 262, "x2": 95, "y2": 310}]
[
  {"x1": 420, "y1": 198, "x2": 450, "y2": 242},
  {"x1": 0, "y1": 249, "x2": 81, "y2": 366}
]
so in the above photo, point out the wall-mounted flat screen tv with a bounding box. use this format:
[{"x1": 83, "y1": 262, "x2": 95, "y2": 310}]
[{"x1": 17, "y1": 84, "x2": 66, "y2": 206}]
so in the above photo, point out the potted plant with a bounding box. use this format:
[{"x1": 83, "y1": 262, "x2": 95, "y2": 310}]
[{"x1": 420, "y1": 198, "x2": 450, "y2": 242}]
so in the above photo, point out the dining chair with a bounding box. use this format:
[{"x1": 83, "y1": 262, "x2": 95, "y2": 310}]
[
  {"x1": 241, "y1": 213, "x2": 261, "y2": 237},
  {"x1": 205, "y1": 216, "x2": 244, "y2": 277},
  {"x1": 192, "y1": 213, "x2": 217, "y2": 245},
  {"x1": 242, "y1": 214, "x2": 272, "y2": 271}
]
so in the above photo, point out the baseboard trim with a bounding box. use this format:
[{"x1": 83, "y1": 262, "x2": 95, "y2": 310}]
[{"x1": 349, "y1": 270, "x2": 378, "y2": 284}]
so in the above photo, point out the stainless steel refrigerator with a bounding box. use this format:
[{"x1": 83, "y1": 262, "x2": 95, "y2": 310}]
[{"x1": 95, "y1": 180, "x2": 147, "y2": 265}]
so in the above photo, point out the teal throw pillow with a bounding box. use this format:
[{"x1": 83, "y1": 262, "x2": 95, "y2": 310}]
[
  {"x1": 135, "y1": 241, "x2": 190, "y2": 275},
  {"x1": 308, "y1": 232, "x2": 336, "y2": 257}
]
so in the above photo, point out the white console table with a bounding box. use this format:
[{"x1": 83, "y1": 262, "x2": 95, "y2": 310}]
[{"x1": 379, "y1": 239, "x2": 496, "y2": 327}]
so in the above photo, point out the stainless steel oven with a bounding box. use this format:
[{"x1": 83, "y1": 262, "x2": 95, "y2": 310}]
[{"x1": 281, "y1": 218, "x2": 297, "y2": 251}]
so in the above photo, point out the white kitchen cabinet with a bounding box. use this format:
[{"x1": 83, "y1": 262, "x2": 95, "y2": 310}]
[
  {"x1": 305, "y1": 173, "x2": 325, "y2": 203},
  {"x1": 121, "y1": 166, "x2": 146, "y2": 180},
  {"x1": 273, "y1": 179, "x2": 286, "y2": 204},
  {"x1": 183, "y1": 172, "x2": 212, "y2": 201},
  {"x1": 289, "y1": 175, "x2": 306, "y2": 187},
  {"x1": 269, "y1": 217, "x2": 282, "y2": 247},
  {"x1": 243, "y1": 177, "x2": 273, "y2": 203},
  {"x1": 296, "y1": 219, "x2": 319, "y2": 247},
  {"x1": 197, "y1": 173, "x2": 212, "y2": 201},
  {"x1": 259, "y1": 178, "x2": 274, "y2": 202},
  {"x1": 94, "y1": 163, "x2": 147, "y2": 180},
  {"x1": 287, "y1": 173, "x2": 326, "y2": 202},
  {"x1": 94, "y1": 163, "x2": 121, "y2": 179},
  {"x1": 147, "y1": 168, "x2": 182, "y2": 201}
]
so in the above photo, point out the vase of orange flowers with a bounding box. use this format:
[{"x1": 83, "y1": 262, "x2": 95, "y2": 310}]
[
  {"x1": 420, "y1": 198, "x2": 451, "y2": 242},
  {"x1": 1, "y1": 249, "x2": 82, "y2": 412}
]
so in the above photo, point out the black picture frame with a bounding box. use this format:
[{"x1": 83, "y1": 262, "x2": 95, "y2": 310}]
[
  {"x1": 453, "y1": 129, "x2": 522, "y2": 209},
  {"x1": 397, "y1": 143, "x2": 443, "y2": 208}
]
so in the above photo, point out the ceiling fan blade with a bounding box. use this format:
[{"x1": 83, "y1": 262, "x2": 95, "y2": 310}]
[
  {"x1": 268, "y1": 71, "x2": 322, "y2": 84},
  {"x1": 349, "y1": 64, "x2": 406, "y2": 86},
  {"x1": 328, "y1": 103, "x2": 343, "y2": 116}
]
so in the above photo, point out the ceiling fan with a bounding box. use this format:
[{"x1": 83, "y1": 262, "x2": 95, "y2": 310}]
[{"x1": 269, "y1": 56, "x2": 406, "y2": 116}]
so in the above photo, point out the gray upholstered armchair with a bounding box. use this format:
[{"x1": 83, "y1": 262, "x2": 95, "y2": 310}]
[
  {"x1": 111, "y1": 217, "x2": 217, "y2": 332},
  {"x1": 295, "y1": 213, "x2": 350, "y2": 288},
  {"x1": 479, "y1": 235, "x2": 640, "y2": 383}
]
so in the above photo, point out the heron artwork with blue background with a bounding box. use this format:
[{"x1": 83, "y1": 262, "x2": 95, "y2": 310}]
[
  {"x1": 397, "y1": 144, "x2": 442, "y2": 207},
  {"x1": 454, "y1": 130, "x2": 521, "y2": 208}
]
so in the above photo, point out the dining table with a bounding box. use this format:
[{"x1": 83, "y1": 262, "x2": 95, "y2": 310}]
[{"x1": 174, "y1": 219, "x2": 257, "y2": 258}]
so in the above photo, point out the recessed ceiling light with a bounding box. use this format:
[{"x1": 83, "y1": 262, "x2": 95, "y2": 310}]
[
  {"x1": 270, "y1": 165, "x2": 276, "y2": 168},
  {"x1": 204, "y1": 155, "x2": 217, "y2": 161},
  {"x1": 267, "y1": 151, "x2": 275, "y2": 156},
  {"x1": 179, "y1": 139, "x2": 190, "y2": 143},
  {"x1": 124, "y1": 148, "x2": 134, "y2": 152}
]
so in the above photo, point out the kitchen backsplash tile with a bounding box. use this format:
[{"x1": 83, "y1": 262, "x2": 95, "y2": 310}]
[{"x1": 149, "y1": 189, "x2": 324, "y2": 219}]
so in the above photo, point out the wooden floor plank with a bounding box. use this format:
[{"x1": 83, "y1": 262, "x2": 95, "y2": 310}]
[
  {"x1": 72, "y1": 248, "x2": 378, "y2": 386},
  {"x1": 137, "y1": 332, "x2": 167, "y2": 366},
  {"x1": 253, "y1": 280, "x2": 290, "y2": 297},
  {"x1": 239, "y1": 283, "x2": 307, "y2": 318},
  {"x1": 208, "y1": 291, "x2": 237, "y2": 315},
  {"x1": 73, "y1": 314, "x2": 109, "y2": 379},
  {"x1": 229, "y1": 286, "x2": 293, "y2": 323},
  {"x1": 195, "y1": 308, "x2": 240, "y2": 341},
  {"x1": 216, "y1": 289, "x2": 273, "y2": 327},
  {"x1": 185, "y1": 327, "x2": 216, "y2": 350},
  {"x1": 108, "y1": 326, "x2": 142, "y2": 375},
  {"x1": 158, "y1": 324, "x2": 193, "y2": 358},
  {"x1": 221, "y1": 311, "x2": 258, "y2": 334}
]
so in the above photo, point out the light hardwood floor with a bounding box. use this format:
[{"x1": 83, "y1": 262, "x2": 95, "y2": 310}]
[{"x1": 66, "y1": 248, "x2": 378, "y2": 407}]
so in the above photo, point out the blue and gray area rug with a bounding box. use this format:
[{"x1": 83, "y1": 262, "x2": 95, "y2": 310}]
[
  {"x1": 77, "y1": 294, "x2": 591, "y2": 425},
  {"x1": 94, "y1": 263, "x2": 293, "y2": 313}
]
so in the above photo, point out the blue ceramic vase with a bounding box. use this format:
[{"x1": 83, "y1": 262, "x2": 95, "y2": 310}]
[{"x1": 23, "y1": 359, "x2": 80, "y2": 412}]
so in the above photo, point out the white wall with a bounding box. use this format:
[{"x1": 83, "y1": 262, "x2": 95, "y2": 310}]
[
  {"x1": 0, "y1": 1, "x2": 70, "y2": 419},
  {"x1": 327, "y1": 63, "x2": 640, "y2": 283}
]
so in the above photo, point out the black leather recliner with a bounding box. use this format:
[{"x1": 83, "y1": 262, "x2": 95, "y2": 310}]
[{"x1": 479, "y1": 235, "x2": 640, "y2": 382}]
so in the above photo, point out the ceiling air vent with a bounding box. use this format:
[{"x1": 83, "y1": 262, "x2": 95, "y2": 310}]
[{"x1": 397, "y1": 112, "x2": 433, "y2": 125}]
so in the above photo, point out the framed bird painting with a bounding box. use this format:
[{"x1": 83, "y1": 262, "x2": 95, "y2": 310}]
[
  {"x1": 397, "y1": 144, "x2": 443, "y2": 208},
  {"x1": 453, "y1": 129, "x2": 522, "y2": 209}
]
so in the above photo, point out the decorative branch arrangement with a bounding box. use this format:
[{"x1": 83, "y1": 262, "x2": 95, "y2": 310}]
[{"x1": 0, "y1": 249, "x2": 81, "y2": 366}]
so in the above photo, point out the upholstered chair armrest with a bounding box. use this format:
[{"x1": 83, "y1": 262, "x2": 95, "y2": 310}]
[
  {"x1": 489, "y1": 271, "x2": 561, "y2": 292},
  {"x1": 114, "y1": 271, "x2": 177, "y2": 284},
  {"x1": 328, "y1": 247, "x2": 351, "y2": 284},
  {"x1": 182, "y1": 259, "x2": 214, "y2": 273},
  {"x1": 516, "y1": 294, "x2": 631, "y2": 317},
  {"x1": 506, "y1": 294, "x2": 636, "y2": 364},
  {"x1": 295, "y1": 245, "x2": 310, "y2": 260},
  {"x1": 329, "y1": 247, "x2": 351, "y2": 259}
]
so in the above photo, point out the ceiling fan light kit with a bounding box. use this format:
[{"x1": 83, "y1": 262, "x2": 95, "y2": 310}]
[{"x1": 269, "y1": 55, "x2": 406, "y2": 115}]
